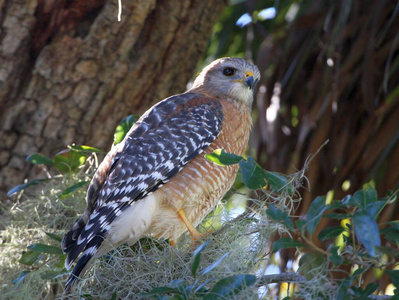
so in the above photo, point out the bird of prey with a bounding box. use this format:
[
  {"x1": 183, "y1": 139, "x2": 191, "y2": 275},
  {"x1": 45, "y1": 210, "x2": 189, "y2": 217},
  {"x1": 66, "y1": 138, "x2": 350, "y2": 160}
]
[{"x1": 62, "y1": 57, "x2": 260, "y2": 290}]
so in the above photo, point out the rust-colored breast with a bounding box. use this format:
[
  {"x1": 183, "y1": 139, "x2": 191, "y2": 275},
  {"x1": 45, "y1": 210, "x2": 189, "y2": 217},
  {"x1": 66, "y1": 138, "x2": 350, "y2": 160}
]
[{"x1": 150, "y1": 99, "x2": 252, "y2": 240}]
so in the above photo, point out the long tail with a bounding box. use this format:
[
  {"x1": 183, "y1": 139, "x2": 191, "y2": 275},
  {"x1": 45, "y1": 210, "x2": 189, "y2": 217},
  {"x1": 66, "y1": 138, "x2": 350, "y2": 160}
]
[{"x1": 63, "y1": 231, "x2": 107, "y2": 291}]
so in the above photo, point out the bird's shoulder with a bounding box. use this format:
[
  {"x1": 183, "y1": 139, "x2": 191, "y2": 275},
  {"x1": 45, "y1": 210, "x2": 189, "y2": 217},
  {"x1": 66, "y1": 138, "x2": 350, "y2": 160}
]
[{"x1": 85, "y1": 92, "x2": 225, "y2": 212}]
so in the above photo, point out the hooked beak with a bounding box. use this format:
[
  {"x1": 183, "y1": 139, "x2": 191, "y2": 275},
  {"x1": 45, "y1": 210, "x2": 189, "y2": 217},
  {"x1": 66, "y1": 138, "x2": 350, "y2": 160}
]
[
  {"x1": 231, "y1": 71, "x2": 256, "y2": 90},
  {"x1": 243, "y1": 72, "x2": 255, "y2": 90}
]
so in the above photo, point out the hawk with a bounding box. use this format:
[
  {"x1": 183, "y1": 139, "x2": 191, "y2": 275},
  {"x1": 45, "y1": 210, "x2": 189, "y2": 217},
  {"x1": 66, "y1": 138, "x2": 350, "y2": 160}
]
[{"x1": 62, "y1": 57, "x2": 260, "y2": 289}]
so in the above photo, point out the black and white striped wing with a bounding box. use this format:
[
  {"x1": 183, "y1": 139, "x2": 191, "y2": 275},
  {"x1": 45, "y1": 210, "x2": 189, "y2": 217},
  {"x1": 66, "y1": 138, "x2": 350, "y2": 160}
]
[{"x1": 62, "y1": 92, "x2": 224, "y2": 287}]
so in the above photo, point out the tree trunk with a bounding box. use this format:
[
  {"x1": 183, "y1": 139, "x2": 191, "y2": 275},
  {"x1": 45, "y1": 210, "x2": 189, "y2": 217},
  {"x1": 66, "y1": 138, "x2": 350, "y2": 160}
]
[{"x1": 0, "y1": 0, "x2": 226, "y2": 198}]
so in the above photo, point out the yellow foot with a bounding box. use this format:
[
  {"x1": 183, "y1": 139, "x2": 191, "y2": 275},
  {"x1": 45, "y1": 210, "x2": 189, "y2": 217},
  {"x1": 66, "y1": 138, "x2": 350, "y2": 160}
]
[{"x1": 177, "y1": 209, "x2": 202, "y2": 239}]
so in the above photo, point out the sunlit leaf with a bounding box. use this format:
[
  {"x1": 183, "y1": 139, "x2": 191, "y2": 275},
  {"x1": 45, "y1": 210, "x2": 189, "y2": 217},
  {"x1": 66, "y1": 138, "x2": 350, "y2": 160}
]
[
  {"x1": 54, "y1": 149, "x2": 87, "y2": 173},
  {"x1": 266, "y1": 204, "x2": 294, "y2": 230},
  {"x1": 203, "y1": 274, "x2": 256, "y2": 300},
  {"x1": 114, "y1": 115, "x2": 138, "y2": 145},
  {"x1": 26, "y1": 153, "x2": 54, "y2": 165},
  {"x1": 205, "y1": 149, "x2": 243, "y2": 166},
  {"x1": 68, "y1": 144, "x2": 103, "y2": 153},
  {"x1": 19, "y1": 251, "x2": 41, "y2": 265},
  {"x1": 59, "y1": 181, "x2": 89, "y2": 199}
]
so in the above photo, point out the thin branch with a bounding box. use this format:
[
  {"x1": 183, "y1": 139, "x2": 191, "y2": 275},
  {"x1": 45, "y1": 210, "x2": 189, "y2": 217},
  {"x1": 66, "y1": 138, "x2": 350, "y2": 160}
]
[{"x1": 117, "y1": 0, "x2": 122, "y2": 22}]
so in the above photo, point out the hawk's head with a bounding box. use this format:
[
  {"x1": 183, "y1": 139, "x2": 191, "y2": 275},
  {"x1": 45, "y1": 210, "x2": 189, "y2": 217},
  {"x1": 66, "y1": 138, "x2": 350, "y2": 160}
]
[{"x1": 191, "y1": 57, "x2": 260, "y2": 107}]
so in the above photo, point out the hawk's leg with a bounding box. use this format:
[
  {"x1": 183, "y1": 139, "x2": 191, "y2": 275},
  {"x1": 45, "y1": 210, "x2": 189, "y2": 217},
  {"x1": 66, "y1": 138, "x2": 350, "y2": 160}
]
[{"x1": 177, "y1": 209, "x2": 202, "y2": 238}]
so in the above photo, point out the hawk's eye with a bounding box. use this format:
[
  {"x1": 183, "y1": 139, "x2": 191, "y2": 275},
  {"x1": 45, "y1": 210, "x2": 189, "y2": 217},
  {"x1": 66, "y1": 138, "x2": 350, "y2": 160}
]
[{"x1": 222, "y1": 67, "x2": 235, "y2": 77}]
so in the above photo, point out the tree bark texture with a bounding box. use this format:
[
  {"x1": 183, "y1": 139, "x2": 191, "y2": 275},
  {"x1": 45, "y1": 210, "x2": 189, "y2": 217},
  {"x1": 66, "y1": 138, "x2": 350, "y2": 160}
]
[{"x1": 0, "y1": 0, "x2": 226, "y2": 198}]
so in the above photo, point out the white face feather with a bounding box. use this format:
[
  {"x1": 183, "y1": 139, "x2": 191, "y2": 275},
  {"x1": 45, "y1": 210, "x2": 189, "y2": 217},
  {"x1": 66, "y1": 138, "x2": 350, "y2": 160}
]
[{"x1": 190, "y1": 57, "x2": 261, "y2": 107}]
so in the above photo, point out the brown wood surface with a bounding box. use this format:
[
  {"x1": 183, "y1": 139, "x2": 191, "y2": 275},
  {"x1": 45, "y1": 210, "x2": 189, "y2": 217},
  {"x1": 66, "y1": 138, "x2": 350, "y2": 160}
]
[{"x1": 0, "y1": 0, "x2": 226, "y2": 198}]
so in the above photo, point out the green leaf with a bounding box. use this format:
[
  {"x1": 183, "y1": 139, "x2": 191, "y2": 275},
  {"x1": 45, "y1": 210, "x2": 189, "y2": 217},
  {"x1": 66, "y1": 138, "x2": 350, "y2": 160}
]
[
  {"x1": 19, "y1": 251, "x2": 41, "y2": 265},
  {"x1": 306, "y1": 196, "x2": 328, "y2": 235},
  {"x1": 59, "y1": 181, "x2": 89, "y2": 199},
  {"x1": 386, "y1": 270, "x2": 399, "y2": 288},
  {"x1": 41, "y1": 269, "x2": 69, "y2": 280},
  {"x1": 295, "y1": 219, "x2": 307, "y2": 232},
  {"x1": 199, "y1": 252, "x2": 229, "y2": 276},
  {"x1": 239, "y1": 157, "x2": 268, "y2": 190},
  {"x1": 323, "y1": 213, "x2": 353, "y2": 219},
  {"x1": 352, "y1": 268, "x2": 367, "y2": 277},
  {"x1": 272, "y1": 238, "x2": 307, "y2": 252},
  {"x1": 318, "y1": 226, "x2": 345, "y2": 241},
  {"x1": 351, "y1": 282, "x2": 379, "y2": 297},
  {"x1": 203, "y1": 274, "x2": 256, "y2": 300},
  {"x1": 353, "y1": 209, "x2": 381, "y2": 256},
  {"x1": 54, "y1": 149, "x2": 87, "y2": 173},
  {"x1": 7, "y1": 179, "x2": 47, "y2": 196},
  {"x1": 238, "y1": 157, "x2": 292, "y2": 192},
  {"x1": 352, "y1": 186, "x2": 378, "y2": 208},
  {"x1": 328, "y1": 246, "x2": 343, "y2": 265},
  {"x1": 139, "y1": 286, "x2": 182, "y2": 297},
  {"x1": 363, "y1": 282, "x2": 379, "y2": 296},
  {"x1": 191, "y1": 241, "x2": 210, "y2": 277},
  {"x1": 365, "y1": 201, "x2": 385, "y2": 219},
  {"x1": 45, "y1": 232, "x2": 63, "y2": 242},
  {"x1": 110, "y1": 292, "x2": 118, "y2": 300},
  {"x1": 336, "y1": 277, "x2": 352, "y2": 300},
  {"x1": 163, "y1": 296, "x2": 184, "y2": 300},
  {"x1": 114, "y1": 115, "x2": 138, "y2": 145},
  {"x1": 54, "y1": 254, "x2": 67, "y2": 269},
  {"x1": 205, "y1": 149, "x2": 243, "y2": 166},
  {"x1": 298, "y1": 251, "x2": 326, "y2": 280},
  {"x1": 12, "y1": 270, "x2": 30, "y2": 288},
  {"x1": 26, "y1": 153, "x2": 54, "y2": 165},
  {"x1": 27, "y1": 243, "x2": 63, "y2": 255},
  {"x1": 264, "y1": 171, "x2": 293, "y2": 193},
  {"x1": 266, "y1": 204, "x2": 294, "y2": 230},
  {"x1": 377, "y1": 246, "x2": 399, "y2": 258},
  {"x1": 381, "y1": 226, "x2": 399, "y2": 244},
  {"x1": 384, "y1": 221, "x2": 399, "y2": 230},
  {"x1": 68, "y1": 144, "x2": 103, "y2": 153}
]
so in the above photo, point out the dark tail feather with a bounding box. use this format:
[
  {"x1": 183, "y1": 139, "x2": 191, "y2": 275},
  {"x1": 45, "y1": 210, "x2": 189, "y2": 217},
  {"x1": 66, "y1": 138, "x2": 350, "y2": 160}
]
[
  {"x1": 61, "y1": 217, "x2": 87, "y2": 254},
  {"x1": 64, "y1": 233, "x2": 106, "y2": 292}
]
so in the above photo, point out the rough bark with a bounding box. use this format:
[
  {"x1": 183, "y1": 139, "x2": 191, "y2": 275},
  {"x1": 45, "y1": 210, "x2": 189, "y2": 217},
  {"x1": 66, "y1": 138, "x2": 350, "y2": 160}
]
[{"x1": 0, "y1": 0, "x2": 226, "y2": 198}]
